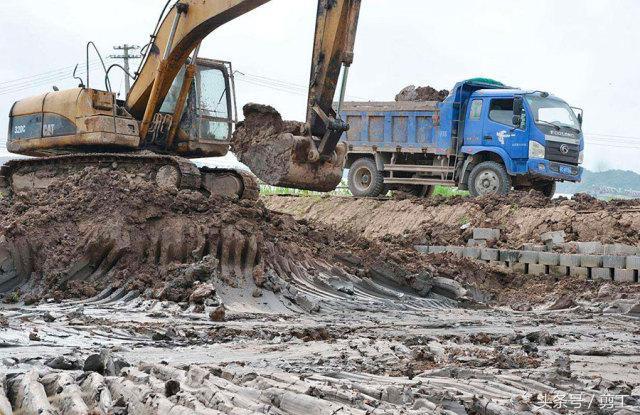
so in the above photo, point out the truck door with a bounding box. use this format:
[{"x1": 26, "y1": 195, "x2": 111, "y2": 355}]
[
  {"x1": 482, "y1": 97, "x2": 529, "y2": 159},
  {"x1": 463, "y1": 98, "x2": 484, "y2": 146}
]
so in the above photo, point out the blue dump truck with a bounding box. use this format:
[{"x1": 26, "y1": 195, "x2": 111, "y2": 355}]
[{"x1": 339, "y1": 79, "x2": 584, "y2": 198}]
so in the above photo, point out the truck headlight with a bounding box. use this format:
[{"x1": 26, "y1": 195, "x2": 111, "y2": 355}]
[
  {"x1": 529, "y1": 141, "x2": 545, "y2": 159},
  {"x1": 578, "y1": 150, "x2": 584, "y2": 164}
]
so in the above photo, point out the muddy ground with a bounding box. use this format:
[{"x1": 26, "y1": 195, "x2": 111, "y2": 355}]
[
  {"x1": 264, "y1": 193, "x2": 640, "y2": 248},
  {"x1": 1, "y1": 175, "x2": 639, "y2": 413}
]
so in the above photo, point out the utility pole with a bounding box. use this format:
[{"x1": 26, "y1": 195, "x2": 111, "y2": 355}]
[{"x1": 109, "y1": 44, "x2": 141, "y2": 94}]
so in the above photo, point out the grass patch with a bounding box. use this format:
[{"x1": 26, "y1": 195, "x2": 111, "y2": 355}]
[
  {"x1": 433, "y1": 185, "x2": 469, "y2": 197},
  {"x1": 260, "y1": 182, "x2": 469, "y2": 198}
]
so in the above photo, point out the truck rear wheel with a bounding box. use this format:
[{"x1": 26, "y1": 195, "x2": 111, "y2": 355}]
[
  {"x1": 468, "y1": 161, "x2": 511, "y2": 197},
  {"x1": 348, "y1": 158, "x2": 384, "y2": 197}
]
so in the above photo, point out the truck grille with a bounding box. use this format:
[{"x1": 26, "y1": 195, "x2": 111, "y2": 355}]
[{"x1": 546, "y1": 141, "x2": 579, "y2": 165}]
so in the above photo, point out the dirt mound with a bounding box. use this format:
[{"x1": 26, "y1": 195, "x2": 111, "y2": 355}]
[
  {"x1": 264, "y1": 194, "x2": 640, "y2": 248},
  {"x1": 0, "y1": 164, "x2": 503, "y2": 307},
  {"x1": 395, "y1": 85, "x2": 449, "y2": 102}
]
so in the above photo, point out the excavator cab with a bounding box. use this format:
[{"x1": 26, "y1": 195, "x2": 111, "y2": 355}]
[{"x1": 151, "y1": 58, "x2": 236, "y2": 158}]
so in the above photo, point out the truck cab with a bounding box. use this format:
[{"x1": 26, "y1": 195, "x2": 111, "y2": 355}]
[{"x1": 458, "y1": 84, "x2": 583, "y2": 196}]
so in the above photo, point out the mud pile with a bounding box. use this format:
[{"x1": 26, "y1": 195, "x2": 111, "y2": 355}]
[
  {"x1": 0, "y1": 164, "x2": 500, "y2": 307},
  {"x1": 395, "y1": 84, "x2": 450, "y2": 102},
  {"x1": 231, "y1": 103, "x2": 345, "y2": 192},
  {"x1": 265, "y1": 192, "x2": 640, "y2": 249}
]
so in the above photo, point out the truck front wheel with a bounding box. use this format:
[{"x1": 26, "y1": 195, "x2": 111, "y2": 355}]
[
  {"x1": 348, "y1": 158, "x2": 385, "y2": 197},
  {"x1": 468, "y1": 161, "x2": 511, "y2": 197}
]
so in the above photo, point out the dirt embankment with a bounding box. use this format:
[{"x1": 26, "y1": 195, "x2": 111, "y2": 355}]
[
  {"x1": 263, "y1": 193, "x2": 640, "y2": 248},
  {"x1": 0, "y1": 164, "x2": 518, "y2": 308}
]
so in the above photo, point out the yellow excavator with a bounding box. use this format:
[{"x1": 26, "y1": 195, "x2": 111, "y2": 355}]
[{"x1": 1, "y1": 0, "x2": 361, "y2": 198}]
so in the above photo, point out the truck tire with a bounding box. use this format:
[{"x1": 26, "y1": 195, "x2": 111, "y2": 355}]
[
  {"x1": 533, "y1": 180, "x2": 556, "y2": 198},
  {"x1": 411, "y1": 185, "x2": 435, "y2": 198},
  {"x1": 468, "y1": 161, "x2": 511, "y2": 197},
  {"x1": 348, "y1": 158, "x2": 384, "y2": 197}
]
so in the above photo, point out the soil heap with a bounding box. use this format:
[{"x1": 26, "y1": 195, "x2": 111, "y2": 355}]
[
  {"x1": 395, "y1": 85, "x2": 450, "y2": 102},
  {"x1": 0, "y1": 164, "x2": 498, "y2": 307}
]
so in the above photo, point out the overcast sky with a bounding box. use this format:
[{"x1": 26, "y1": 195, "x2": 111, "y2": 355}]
[{"x1": 1, "y1": 0, "x2": 639, "y2": 172}]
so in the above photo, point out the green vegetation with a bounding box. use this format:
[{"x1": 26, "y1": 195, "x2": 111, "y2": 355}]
[
  {"x1": 433, "y1": 185, "x2": 469, "y2": 197},
  {"x1": 259, "y1": 180, "x2": 351, "y2": 197},
  {"x1": 260, "y1": 182, "x2": 469, "y2": 199}
]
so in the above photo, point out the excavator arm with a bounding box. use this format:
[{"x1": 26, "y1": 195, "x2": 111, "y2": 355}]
[{"x1": 126, "y1": 0, "x2": 361, "y2": 190}]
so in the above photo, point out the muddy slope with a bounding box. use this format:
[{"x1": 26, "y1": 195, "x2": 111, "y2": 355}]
[
  {"x1": 0, "y1": 164, "x2": 511, "y2": 308},
  {"x1": 264, "y1": 193, "x2": 640, "y2": 247}
]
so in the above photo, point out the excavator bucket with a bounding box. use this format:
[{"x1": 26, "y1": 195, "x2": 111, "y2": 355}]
[{"x1": 232, "y1": 104, "x2": 346, "y2": 192}]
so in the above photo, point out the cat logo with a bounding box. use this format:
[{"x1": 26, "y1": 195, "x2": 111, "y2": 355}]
[{"x1": 43, "y1": 124, "x2": 56, "y2": 137}]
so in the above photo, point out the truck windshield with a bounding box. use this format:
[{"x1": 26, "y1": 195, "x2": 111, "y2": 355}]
[{"x1": 526, "y1": 96, "x2": 581, "y2": 131}]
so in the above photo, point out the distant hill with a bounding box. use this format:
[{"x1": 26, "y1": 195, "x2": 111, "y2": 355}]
[{"x1": 557, "y1": 169, "x2": 640, "y2": 198}]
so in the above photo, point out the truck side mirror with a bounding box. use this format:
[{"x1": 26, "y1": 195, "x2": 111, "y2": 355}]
[
  {"x1": 513, "y1": 96, "x2": 523, "y2": 116},
  {"x1": 578, "y1": 113, "x2": 583, "y2": 126},
  {"x1": 512, "y1": 115, "x2": 522, "y2": 127}
]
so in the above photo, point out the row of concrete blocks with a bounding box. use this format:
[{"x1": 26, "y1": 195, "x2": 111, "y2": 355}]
[{"x1": 416, "y1": 245, "x2": 640, "y2": 283}]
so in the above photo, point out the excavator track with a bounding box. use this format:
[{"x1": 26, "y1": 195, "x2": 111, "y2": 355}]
[{"x1": 0, "y1": 153, "x2": 259, "y2": 201}]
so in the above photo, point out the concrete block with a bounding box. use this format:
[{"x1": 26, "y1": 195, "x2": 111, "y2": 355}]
[
  {"x1": 541, "y1": 230, "x2": 566, "y2": 245},
  {"x1": 528, "y1": 245, "x2": 547, "y2": 252},
  {"x1": 499, "y1": 250, "x2": 521, "y2": 263},
  {"x1": 604, "y1": 243, "x2": 639, "y2": 256},
  {"x1": 592, "y1": 268, "x2": 613, "y2": 281},
  {"x1": 445, "y1": 246, "x2": 464, "y2": 257},
  {"x1": 569, "y1": 266, "x2": 589, "y2": 279},
  {"x1": 613, "y1": 269, "x2": 636, "y2": 283},
  {"x1": 527, "y1": 264, "x2": 547, "y2": 276},
  {"x1": 507, "y1": 262, "x2": 526, "y2": 273},
  {"x1": 602, "y1": 255, "x2": 626, "y2": 269},
  {"x1": 519, "y1": 250, "x2": 540, "y2": 264},
  {"x1": 576, "y1": 242, "x2": 603, "y2": 255},
  {"x1": 427, "y1": 246, "x2": 447, "y2": 254},
  {"x1": 463, "y1": 247, "x2": 481, "y2": 260},
  {"x1": 549, "y1": 265, "x2": 569, "y2": 277},
  {"x1": 414, "y1": 245, "x2": 430, "y2": 254},
  {"x1": 626, "y1": 256, "x2": 640, "y2": 270},
  {"x1": 473, "y1": 228, "x2": 500, "y2": 241},
  {"x1": 467, "y1": 239, "x2": 487, "y2": 248},
  {"x1": 480, "y1": 248, "x2": 500, "y2": 261},
  {"x1": 538, "y1": 252, "x2": 560, "y2": 266},
  {"x1": 580, "y1": 255, "x2": 603, "y2": 268},
  {"x1": 559, "y1": 242, "x2": 579, "y2": 253},
  {"x1": 559, "y1": 254, "x2": 581, "y2": 267}
]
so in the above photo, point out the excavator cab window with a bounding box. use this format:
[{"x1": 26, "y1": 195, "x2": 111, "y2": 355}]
[
  {"x1": 195, "y1": 60, "x2": 233, "y2": 141},
  {"x1": 158, "y1": 59, "x2": 234, "y2": 143}
]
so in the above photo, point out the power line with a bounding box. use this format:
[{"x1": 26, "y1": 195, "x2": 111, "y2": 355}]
[
  {"x1": 0, "y1": 62, "x2": 106, "y2": 96},
  {"x1": 0, "y1": 62, "x2": 95, "y2": 87},
  {"x1": 0, "y1": 61, "x2": 103, "y2": 92}
]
